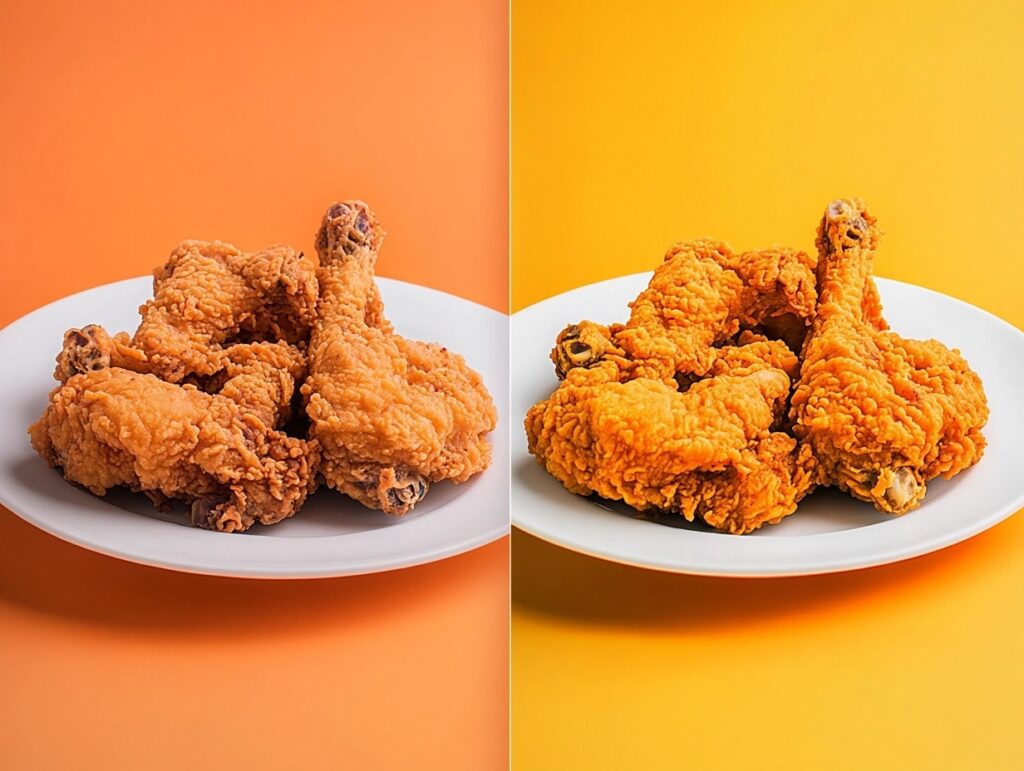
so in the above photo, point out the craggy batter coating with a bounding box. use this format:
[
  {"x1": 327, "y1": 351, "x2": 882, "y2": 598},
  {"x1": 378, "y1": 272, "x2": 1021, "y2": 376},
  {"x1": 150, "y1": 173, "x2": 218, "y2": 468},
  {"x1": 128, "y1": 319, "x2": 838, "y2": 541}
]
[
  {"x1": 790, "y1": 199, "x2": 988, "y2": 513},
  {"x1": 32, "y1": 239, "x2": 318, "y2": 531},
  {"x1": 551, "y1": 238, "x2": 889, "y2": 385},
  {"x1": 55, "y1": 240, "x2": 319, "y2": 383},
  {"x1": 530, "y1": 241, "x2": 823, "y2": 534},
  {"x1": 58, "y1": 328, "x2": 307, "y2": 430},
  {"x1": 527, "y1": 340, "x2": 816, "y2": 534},
  {"x1": 31, "y1": 202, "x2": 500, "y2": 528},
  {"x1": 529, "y1": 199, "x2": 987, "y2": 533},
  {"x1": 552, "y1": 240, "x2": 818, "y2": 384},
  {"x1": 533, "y1": 241, "x2": 824, "y2": 533},
  {"x1": 302, "y1": 201, "x2": 497, "y2": 515},
  {"x1": 29, "y1": 368, "x2": 318, "y2": 532}
]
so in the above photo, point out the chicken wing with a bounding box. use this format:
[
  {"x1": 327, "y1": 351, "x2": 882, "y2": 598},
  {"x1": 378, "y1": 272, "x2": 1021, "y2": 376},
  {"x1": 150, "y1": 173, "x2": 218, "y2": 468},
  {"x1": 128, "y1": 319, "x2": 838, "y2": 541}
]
[
  {"x1": 551, "y1": 240, "x2": 819, "y2": 383},
  {"x1": 56, "y1": 325, "x2": 306, "y2": 429},
  {"x1": 55, "y1": 240, "x2": 319, "y2": 383},
  {"x1": 302, "y1": 201, "x2": 497, "y2": 515},
  {"x1": 790, "y1": 199, "x2": 988, "y2": 513}
]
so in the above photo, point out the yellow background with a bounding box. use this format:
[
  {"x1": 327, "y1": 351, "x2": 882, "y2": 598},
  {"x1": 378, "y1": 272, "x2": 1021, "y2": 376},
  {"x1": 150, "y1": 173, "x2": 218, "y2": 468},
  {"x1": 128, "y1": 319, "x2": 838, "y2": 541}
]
[{"x1": 512, "y1": 1, "x2": 1024, "y2": 769}]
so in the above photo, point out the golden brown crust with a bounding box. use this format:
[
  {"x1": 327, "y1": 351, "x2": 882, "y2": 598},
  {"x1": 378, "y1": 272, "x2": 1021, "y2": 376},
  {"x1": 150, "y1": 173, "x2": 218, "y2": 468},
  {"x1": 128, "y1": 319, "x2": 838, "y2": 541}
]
[
  {"x1": 55, "y1": 241, "x2": 318, "y2": 384},
  {"x1": 32, "y1": 200, "x2": 498, "y2": 528},
  {"x1": 29, "y1": 368, "x2": 318, "y2": 532},
  {"x1": 302, "y1": 201, "x2": 497, "y2": 515}
]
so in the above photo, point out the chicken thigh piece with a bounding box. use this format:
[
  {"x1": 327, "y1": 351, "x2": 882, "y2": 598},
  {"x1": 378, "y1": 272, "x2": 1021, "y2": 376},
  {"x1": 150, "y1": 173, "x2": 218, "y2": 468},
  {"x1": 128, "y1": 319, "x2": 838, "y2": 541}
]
[
  {"x1": 790, "y1": 199, "x2": 988, "y2": 514},
  {"x1": 302, "y1": 201, "x2": 497, "y2": 515},
  {"x1": 29, "y1": 367, "x2": 318, "y2": 532},
  {"x1": 527, "y1": 339, "x2": 816, "y2": 535}
]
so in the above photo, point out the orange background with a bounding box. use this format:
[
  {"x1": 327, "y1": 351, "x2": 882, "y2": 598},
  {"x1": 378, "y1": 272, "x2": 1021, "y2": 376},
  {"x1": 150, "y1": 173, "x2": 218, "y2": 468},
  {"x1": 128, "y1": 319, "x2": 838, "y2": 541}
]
[{"x1": 0, "y1": 2, "x2": 508, "y2": 769}]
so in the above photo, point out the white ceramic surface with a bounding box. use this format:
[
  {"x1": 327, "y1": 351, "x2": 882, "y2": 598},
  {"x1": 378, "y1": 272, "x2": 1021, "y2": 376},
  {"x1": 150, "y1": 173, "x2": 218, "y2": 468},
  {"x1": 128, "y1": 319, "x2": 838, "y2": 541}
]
[
  {"x1": 512, "y1": 274, "x2": 1024, "y2": 577},
  {"x1": 0, "y1": 277, "x2": 509, "y2": 578}
]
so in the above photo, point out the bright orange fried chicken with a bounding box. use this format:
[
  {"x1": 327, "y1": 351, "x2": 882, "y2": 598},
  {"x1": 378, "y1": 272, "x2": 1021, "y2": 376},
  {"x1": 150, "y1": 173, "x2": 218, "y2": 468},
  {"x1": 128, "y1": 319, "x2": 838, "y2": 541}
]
[
  {"x1": 56, "y1": 240, "x2": 318, "y2": 383},
  {"x1": 526, "y1": 337, "x2": 816, "y2": 534},
  {"x1": 552, "y1": 240, "x2": 819, "y2": 383},
  {"x1": 302, "y1": 202, "x2": 497, "y2": 515},
  {"x1": 790, "y1": 200, "x2": 988, "y2": 513},
  {"x1": 552, "y1": 238, "x2": 890, "y2": 384},
  {"x1": 29, "y1": 363, "x2": 318, "y2": 532}
]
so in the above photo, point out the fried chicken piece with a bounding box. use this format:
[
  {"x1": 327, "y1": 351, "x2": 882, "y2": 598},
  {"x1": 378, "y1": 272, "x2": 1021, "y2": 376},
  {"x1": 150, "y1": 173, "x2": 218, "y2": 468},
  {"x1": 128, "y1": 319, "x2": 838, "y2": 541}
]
[
  {"x1": 552, "y1": 241, "x2": 819, "y2": 384},
  {"x1": 552, "y1": 238, "x2": 891, "y2": 384},
  {"x1": 301, "y1": 201, "x2": 497, "y2": 515},
  {"x1": 56, "y1": 325, "x2": 306, "y2": 429},
  {"x1": 29, "y1": 367, "x2": 319, "y2": 532},
  {"x1": 55, "y1": 240, "x2": 319, "y2": 383},
  {"x1": 526, "y1": 338, "x2": 816, "y2": 534},
  {"x1": 790, "y1": 199, "x2": 988, "y2": 514}
]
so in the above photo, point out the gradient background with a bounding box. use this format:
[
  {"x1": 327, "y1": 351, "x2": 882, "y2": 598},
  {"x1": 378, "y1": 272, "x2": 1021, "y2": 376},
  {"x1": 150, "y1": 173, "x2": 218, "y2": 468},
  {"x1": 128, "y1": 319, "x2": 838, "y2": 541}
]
[
  {"x1": 513, "y1": 1, "x2": 1024, "y2": 769},
  {"x1": 0, "y1": 1, "x2": 508, "y2": 769}
]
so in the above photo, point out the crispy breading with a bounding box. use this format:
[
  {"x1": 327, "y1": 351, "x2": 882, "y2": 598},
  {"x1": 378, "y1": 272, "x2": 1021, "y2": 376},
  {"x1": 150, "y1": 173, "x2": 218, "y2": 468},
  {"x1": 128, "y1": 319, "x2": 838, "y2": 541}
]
[
  {"x1": 791, "y1": 199, "x2": 988, "y2": 513},
  {"x1": 302, "y1": 202, "x2": 497, "y2": 515},
  {"x1": 55, "y1": 240, "x2": 318, "y2": 383},
  {"x1": 527, "y1": 337, "x2": 816, "y2": 534},
  {"x1": 29, "y1": 368, "x2": 318, "y2": 532}
]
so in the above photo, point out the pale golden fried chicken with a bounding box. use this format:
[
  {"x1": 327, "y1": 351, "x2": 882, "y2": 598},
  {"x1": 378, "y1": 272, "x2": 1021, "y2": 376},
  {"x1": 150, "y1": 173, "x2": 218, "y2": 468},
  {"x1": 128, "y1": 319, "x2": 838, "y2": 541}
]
[
  {"x1": 55, "y1": 240, "x2": 318, "y2": 383},
  {"x1": 526, "y1": 338, "x2": 815, "y2": 534},
  {"x1": 302, "y1": 201, "x2": 497, "y2": 515},
  {"x1": 56, "y1": 325, "x2": 306, "y2": 429},
  {"x1": 790, "y1": 199, "x2": 988, "y2": 514},
  {"x1": 29, "y1": 366, "x2": 319, "y2": 532}
]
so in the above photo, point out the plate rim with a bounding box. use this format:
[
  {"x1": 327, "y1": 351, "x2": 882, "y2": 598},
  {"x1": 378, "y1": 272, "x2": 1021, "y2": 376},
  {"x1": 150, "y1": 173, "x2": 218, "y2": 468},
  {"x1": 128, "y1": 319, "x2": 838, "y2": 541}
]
[
  {"x1": 0, "y1": 275, "x2": 510, "y2": 579},
  {"x1": 511, "y1": 273, "x2": 1024, "y2": 577}
]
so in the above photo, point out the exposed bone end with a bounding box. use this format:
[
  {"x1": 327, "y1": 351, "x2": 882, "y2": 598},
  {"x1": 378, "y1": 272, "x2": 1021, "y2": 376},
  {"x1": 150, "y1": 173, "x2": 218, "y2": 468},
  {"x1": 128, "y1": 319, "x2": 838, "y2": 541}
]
[
  {"x1": 878, "y1": 467, "x2": 926, "y2": 514},
  {"x1": 54, "y1": 325, "x2": 147, "y2": 382},
  {"x1": 348, "y1": 464, "x2": 429, "y2": 515},
  {"x1": 840, "y1": 464, "x2": 926, "y2": 515},
  {"x1": 375, "y1": 466, "x2": 429, "y2": 515},
  {"x1": 188, "y1": 492, "x2": 253, "y2": 533},
  {"x1": 55, "y1": 325, "x2": 113, "y2": 381},
  {"x1": 315, "y1": 200, "x2": 384, "y2": 261},
  {"x1": 551, "y1": 321, "x2": 617, "y2": 379},
  {"x1": 818, "y1": 198, "x2": 879, "y2": 256}
]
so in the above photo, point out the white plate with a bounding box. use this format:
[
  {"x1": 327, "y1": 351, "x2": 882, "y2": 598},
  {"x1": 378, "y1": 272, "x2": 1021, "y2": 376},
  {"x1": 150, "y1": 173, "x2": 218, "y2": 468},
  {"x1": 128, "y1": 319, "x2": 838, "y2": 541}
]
[
  {"x1": 0, "y1": 277, "x2": 509, "y2": 578},
  {"x1": 512, "y1": 274, "x2": 1024, "y2": 577}
]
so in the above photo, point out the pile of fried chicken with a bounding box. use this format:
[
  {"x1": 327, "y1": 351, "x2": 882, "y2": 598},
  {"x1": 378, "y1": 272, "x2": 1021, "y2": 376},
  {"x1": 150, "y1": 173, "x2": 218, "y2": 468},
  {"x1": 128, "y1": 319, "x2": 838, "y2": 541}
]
[
  {"x1": 525, "y1": 199, "x2": 988, "y2": 534},
  {"x1": 29, "y1": 202, "x2": 497, "y2": 532}
]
